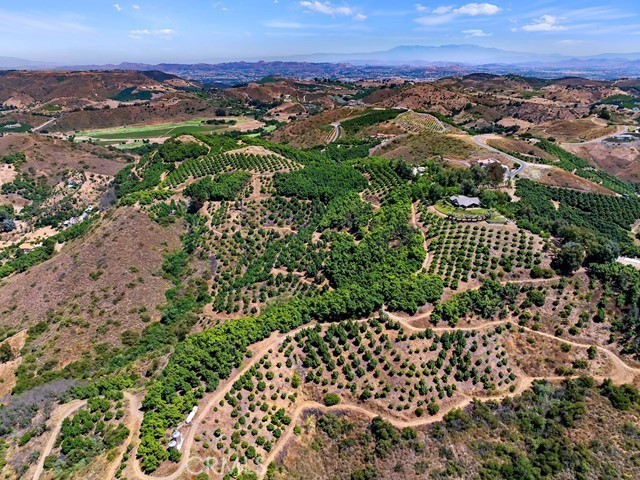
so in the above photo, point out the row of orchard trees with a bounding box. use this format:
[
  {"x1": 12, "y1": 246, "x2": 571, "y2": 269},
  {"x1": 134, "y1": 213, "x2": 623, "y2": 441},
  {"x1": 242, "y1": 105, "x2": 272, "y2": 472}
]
[{"x1": 137, "y1": 159, "x2": 444, "y2": 472}]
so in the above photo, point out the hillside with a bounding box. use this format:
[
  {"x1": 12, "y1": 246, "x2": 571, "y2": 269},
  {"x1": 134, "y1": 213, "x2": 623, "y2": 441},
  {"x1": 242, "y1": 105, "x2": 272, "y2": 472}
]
[
  {"x1": 0, "y1": 70, "x2": 190, "y2": 107},
  {"x1": 0, "y1": 207, "x2": 183, "y2": 393},
  {"x1": 0, "y1": 72, "x2": 639, "y2": 480}
]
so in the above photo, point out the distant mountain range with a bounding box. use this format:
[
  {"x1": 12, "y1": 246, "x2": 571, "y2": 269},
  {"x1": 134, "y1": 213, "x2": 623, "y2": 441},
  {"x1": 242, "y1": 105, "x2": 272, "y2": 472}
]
[
  {"x1": 3, "y1": 45, "x2": 640, "y2": 81},
  {"x1": 257, "y1": 45, "x2": 575, "y2": 65},
  {"x1": 0, "y1": 56, "x2": 49, "y2": 69}
]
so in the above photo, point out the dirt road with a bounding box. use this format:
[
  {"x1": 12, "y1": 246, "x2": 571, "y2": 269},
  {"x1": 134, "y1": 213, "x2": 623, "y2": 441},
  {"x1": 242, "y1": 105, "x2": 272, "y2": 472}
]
[
  {"x1": 44, "y1": 306, "x2": 639, "y2": 480},
  {"x1": 104, "y1": 392, "x2": 144, "y2": 480},
  {"x1": 32, "y1": 400, "x2": 87, "y2": 480},
  {"x1": 561, "y1": 124, "x2": 628, "y2": 146}
]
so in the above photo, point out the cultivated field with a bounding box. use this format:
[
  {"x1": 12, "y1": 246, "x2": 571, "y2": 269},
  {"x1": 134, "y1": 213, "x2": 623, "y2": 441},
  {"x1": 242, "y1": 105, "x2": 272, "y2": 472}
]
[{"x1": 76, "y1": 117, "x2": 261, "y2": 142}]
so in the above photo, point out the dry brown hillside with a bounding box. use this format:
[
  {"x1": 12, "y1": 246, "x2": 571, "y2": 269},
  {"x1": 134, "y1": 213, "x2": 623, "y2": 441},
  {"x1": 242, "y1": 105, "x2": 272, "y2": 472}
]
[
  {"x1": 270, "y1": 107, "x2": 363, "y2": 147},
  {"x1": 0, "y1": 207, "x2": 182, "y2": 374},
  {"x1": 564, "y1": 141, "x2": 640, "y2": 183},
  {"x1": 0, "y1": 134, "x2": 129, "y2": 181},
  {"x1": 364, "y1": 83, "x2": 468, "y2": 115},
  {"x1": 49, "y1": 93, "x2": 227, "y2": 132},
  {"x1": 0, "y1": 70, "x2": 185, "y2": 104}
]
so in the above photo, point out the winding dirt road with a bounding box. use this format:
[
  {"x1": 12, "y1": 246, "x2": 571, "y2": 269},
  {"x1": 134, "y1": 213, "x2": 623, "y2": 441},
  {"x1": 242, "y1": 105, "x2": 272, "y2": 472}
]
[
  {"x1": 130, "y1": 326, "x2": 313, "y2": 480},
  {"x1": 40, "y1": 310, "x2": 640, "y2": 480},
  {"x1": 33, "y1": 400, "x2": 87, "y2": 480},
  {"x1": 104, "y1": 392, "x2": 145, "y2": 480},
  {"x1": 33, "y1": 392, "x2": 144, "y2": 480}
]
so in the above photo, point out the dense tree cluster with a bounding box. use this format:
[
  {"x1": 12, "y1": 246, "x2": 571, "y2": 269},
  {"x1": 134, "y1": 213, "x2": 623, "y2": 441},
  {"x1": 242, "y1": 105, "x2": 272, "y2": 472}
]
[
  {"x1": 507, "y1": 180, "x2": 640, "y2": 261},
  {"x1": 156, "y1": 139, "x2": 209, "y2": 163},
  {"x1": 341, "y1": 109, "x2": 406, "y2": 136},
  {"x1": 274, "y1": 162, "x2": 368, "y2": 203},
  {"x1": 1, "y1": 152, "x2": 26, "y2": 165},
  {"x1": 430, "y1": 280, "x2": 519, "y2": 326},
  {"x1": 590, "y1": 263, "x2": 640, "y2": 357},
  {"x1": 185, "y1": 172, "x2": 251, "y2": 204}
]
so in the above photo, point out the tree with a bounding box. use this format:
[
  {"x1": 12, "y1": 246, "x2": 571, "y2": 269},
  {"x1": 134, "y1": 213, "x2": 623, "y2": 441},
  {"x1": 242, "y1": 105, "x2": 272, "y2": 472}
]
[
  {"x1": 1, "y1": 218, "x2": 15, "y2": 233},
  {"x1": 486, "y1": 161, "x2": 505, "y2": 185},
  {"x1": 0, "y1": 342, "x2": 13, "y2": 363},
  {"x1": 598, "y1": 108, "x2": 611, "y2": 120},
  {"x1": 552, "y1": 242, "x2": 585, "y2": 275},
  {"x1": 323, "y1": 393, "x2": 340, "y2": 406}
]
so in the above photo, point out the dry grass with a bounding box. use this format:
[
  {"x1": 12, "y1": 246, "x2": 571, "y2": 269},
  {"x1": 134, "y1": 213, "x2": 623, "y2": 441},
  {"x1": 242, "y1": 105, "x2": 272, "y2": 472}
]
[
  {"x1": 486, "y1": 137, "x2": 556, "y2": 161},
  {"x1": 273, "y1": 391, "x2": 640, "y2": 480},
  {"x1": 0, "y1": 207, "x2": 183, "y2": 369},
  {"x1": 0, "y1": 134, "x2": 129, "y2": 181},
  {"x1": 270, "y1": 107, "x2": 363, "y2": 148},
  {"x1": 505, "y1": 331, "x2": 613, "y2": 378},
  {"x1": 379, "y1": 132, "x2": 481, "y2": 162},
  {"x1": 563, "y1": 141, "x2": 640, "y2": 183},
  {"x1": 534, "y1": 118, "x2": 619, "y2": 142},
  {"x1": 519, "y1": 165, "x2": 617, "y2": 195}
]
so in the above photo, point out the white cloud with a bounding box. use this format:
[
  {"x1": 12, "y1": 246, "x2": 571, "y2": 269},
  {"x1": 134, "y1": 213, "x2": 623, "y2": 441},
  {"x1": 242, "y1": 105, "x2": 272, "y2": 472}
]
[
  {"x1": 132, "y1": 4, "x2": 140, "y2": 10},
  {"x1": 300, "y1": 1, "x2": 353, "y2": 16},
  {"x1": 454, "y1": 3, "x2": 500, "y2": 16},
  {"x1": 463, "y1": 28, "x2": 492, "y2": 37},
  {"x1": 558, "y1": 39, "x2": 583, "y2": 45},
  {"x1": 417, "y1": 3, "x2": 500, "y2": 26},
  {"x1": 113, "y1": 3, "x2": 122, "y2": 12},
  {"x1": 416, "y1": 14, "x2": 455, "y2": 25},
  {"x1": 299, "y1": 1, "x2": 366, "y2": 21},
  {"x1": 0, "y1": 11, "x2": 91, "y2": 34},
  {"x1": 433, "y1": 6, "x2": 453, "y2": 15},
  {"x1": 415, "y1": 3, "x2": 428, "y2": 12},
  {"x1": 521, "y1": 15, "x2": 567, "y2": 32},
  {"x1": 129, "y1": 28, "x2": 176, "y2": 39},
  {"x1": 212, "y1": 2, "x2": 230, "y2": 11}
]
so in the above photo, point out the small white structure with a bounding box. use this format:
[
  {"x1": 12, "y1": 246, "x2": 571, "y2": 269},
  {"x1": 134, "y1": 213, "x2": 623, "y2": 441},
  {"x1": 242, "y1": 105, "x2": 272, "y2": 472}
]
[
  {"x1": 169, "y1": 429, "x2": 184, "y2": 451},
  {"x1": 185, "y1": 406, "x2": 198, "y2": 424},
  {"x1": 412, "y1": 166, "x2": 427, "y2": 176}
]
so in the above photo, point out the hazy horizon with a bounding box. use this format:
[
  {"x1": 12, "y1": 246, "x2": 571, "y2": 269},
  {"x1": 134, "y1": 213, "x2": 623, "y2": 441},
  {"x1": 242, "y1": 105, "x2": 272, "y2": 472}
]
[{"x1": 1, "y1": 1, "x2": 639, "y2": 64}]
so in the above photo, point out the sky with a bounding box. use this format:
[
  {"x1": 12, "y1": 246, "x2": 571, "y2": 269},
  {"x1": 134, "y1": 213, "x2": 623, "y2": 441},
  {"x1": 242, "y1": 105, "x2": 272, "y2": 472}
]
[{"x1": 1, "y1": 1, "x2": 639, "y2": 64}]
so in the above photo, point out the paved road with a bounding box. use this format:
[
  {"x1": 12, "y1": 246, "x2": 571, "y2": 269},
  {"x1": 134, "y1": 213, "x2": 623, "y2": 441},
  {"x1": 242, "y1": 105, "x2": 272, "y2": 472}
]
[
  {"x1": 472, "y1": 134, "x2": 552, "y2": 179},
  {"x1": 328, "y1": 122, "x2": 342, "y2": 143}
]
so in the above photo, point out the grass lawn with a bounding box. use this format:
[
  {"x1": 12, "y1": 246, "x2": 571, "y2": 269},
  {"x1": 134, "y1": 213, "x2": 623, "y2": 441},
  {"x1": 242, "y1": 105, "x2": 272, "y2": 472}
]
[
  {"x1": 77, "y1": 117, "x2": 253, "y2": 141},
  {"x1": 435, "y1": 199, "x2": 507, "y2": 223}
]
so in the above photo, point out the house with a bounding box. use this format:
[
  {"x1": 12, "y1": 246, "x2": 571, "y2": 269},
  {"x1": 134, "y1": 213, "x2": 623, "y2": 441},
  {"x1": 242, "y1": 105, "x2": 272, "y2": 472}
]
[{"x1": 450, "y1": 195, "x2": 481, "y2": 209}]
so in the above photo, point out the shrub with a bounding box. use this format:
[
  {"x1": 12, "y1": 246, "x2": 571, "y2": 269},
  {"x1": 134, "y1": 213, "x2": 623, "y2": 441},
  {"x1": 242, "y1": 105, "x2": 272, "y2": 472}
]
[{"x1": 323, "y1": 393, "x2": 340, "y2": 407}]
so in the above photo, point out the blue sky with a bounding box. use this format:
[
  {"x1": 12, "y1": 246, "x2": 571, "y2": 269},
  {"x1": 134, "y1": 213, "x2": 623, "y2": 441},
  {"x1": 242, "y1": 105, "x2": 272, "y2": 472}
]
[{"x1": 1, "y1": 1, "x2": 639, "y2": 63}]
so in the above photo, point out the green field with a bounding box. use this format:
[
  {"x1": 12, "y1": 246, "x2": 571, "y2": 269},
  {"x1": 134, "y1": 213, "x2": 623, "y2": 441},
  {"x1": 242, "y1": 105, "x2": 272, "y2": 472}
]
[
  {"x1": 0, "y1": 122, "x2": 31, "y2": 133},
  {"x1": 435, "y1": 199, "x2": 506, "y2": 223},
  {"x1": 77, "y1": 117, "x2": 255, "y2": 141}
]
